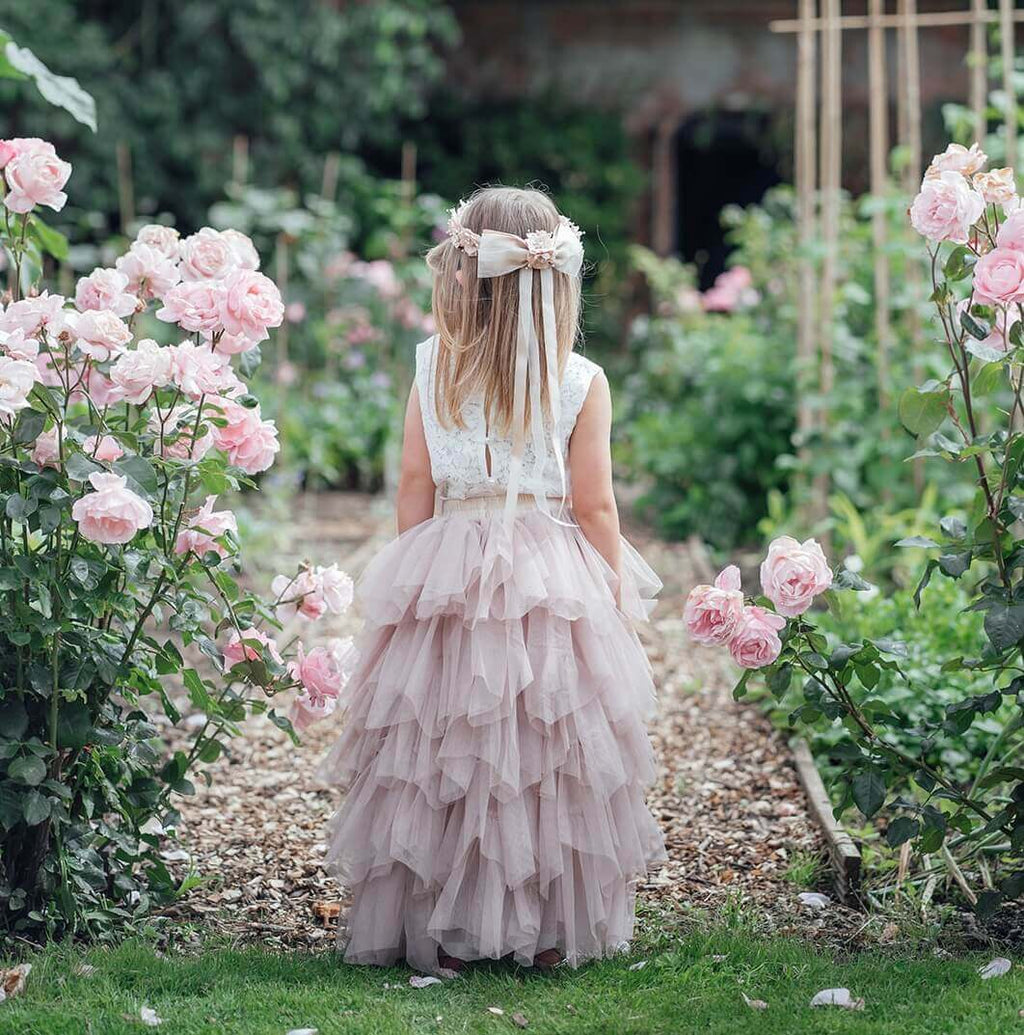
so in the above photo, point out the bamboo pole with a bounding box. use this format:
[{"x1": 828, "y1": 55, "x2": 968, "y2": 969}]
[
  {"x1": 771, "y1": 8, "x2": 1024, "y2": 33},
  {"x1": 321, "y1": 152, "x2": 341, "y2": 201},
  {"x1": 116, "y1": 141, "x2": 134, "y2": 235},
  {"x1": 795, "y1": 0, "x2": 818, "y2": 452},
  {"x1": 231, "y1": 135, "x2": 249, "y2": 190},
  {"x1": 275, "y1": 234, "x2": 290, "y2": 366},
  {"x1": 1001, "y1": 0, "x2": 1017, "y2": 166},
  {"x1": 971, "y1": 0, "x2": 988, "y2": 138},
  {"x1": 868, "y1": 0, "x2": 891, "y2": 415},
  {"x1": 651, "y1": 118, "x2": 677, "y2": 256}
]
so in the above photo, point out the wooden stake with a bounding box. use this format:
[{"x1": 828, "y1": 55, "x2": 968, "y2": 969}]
[
  {"x1": 868, "y1": 0, "x2": 891, "y2": 413},
  {"x1": 971, "y1": 0, "x2": 988, "y2": 138},
  {"x1": 1001, "y1": 0, "x2": 1017, "y2": 165},
  {"x1": 796, "y1": 0, "x2": 818, "y2": 449},
  {"x1": 275, "y1": 234, "x2": 290, "y2": 365},
  {"x1": 116, "y1": 141, "x2": 135, "y2": 235},
  {"x1": 231, "y1": 135, "x2": 249, "y2": 190},
  {"x1": 321, "y1": 152, "x2": 341, "y2": 201},
  {"x1": 651, "y1": 118, "x2": 677, "y2": 256},
  {"x1": 771, "y1": 8, "x2": 1024, "y2": 33}
]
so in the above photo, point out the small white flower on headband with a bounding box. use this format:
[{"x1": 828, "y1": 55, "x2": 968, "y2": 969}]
[
  {"x1": 446, "y1": 201, "x2": 481, "y2": 256},
  {"x1": 525, "y1": 230, "x2": 557, "y2": 269}
]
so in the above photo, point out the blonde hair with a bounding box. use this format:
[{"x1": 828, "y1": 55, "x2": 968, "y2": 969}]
[{"x1": 425, "y1": 186, "x2": 582, "y2": 434}]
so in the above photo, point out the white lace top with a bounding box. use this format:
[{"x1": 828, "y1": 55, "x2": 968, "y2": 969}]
[{"x1": 414, "y1": 335, "x2": 601, "y2": 500}]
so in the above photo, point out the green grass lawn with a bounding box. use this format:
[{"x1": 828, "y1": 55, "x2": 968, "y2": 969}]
[{"x1": 1, "y1": 926, "x2": 1021, "y2": 1035}]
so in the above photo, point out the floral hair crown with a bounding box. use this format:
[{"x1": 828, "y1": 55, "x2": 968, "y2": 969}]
[{"x1": 445, "y1": 200, "x2": 584, "y2": 269}]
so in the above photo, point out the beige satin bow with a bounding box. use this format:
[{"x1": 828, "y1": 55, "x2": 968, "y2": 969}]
[{"x1": 475, "y1": 221, "x2": 584, "y2": 525}]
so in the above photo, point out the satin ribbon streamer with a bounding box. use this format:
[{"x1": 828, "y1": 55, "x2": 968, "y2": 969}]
[{"x1": 475, "y1": 222, "x2": 584, "y2": 526}]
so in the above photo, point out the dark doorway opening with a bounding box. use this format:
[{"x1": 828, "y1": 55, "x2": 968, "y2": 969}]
[{"x1": 675, "y1": 111, "x2": 782, "y2": 289}]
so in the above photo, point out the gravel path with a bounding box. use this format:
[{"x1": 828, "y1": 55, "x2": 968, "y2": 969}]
[{"x1": 164, "y1": 493, "x2": 826, "y2": 948}]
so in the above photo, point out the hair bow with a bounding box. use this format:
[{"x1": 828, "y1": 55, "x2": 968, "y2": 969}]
[{"x1": 475, "y1": 220, "x2": 584, "y2": 526}]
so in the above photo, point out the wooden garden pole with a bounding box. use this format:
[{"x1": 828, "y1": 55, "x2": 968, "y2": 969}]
[
  {"x1": 116, "y1": 141, "x2": 135, "y2": 235},
  {"x1": 795, "y1": 0, "x2": 818, "y2": 452},
  {"x1": 275, "y1": 235, "x2": 290, "y2": 365},
  {"x1": 1001, "y1": 0, "x2": 1017, "y2": 165},
  {"x1": 321, "y1": 152, "x2": 341, "y2": 201},
  {"x1": 971, "y1": 0, "x2": 988, "y2": 138},
  {"x1": 868, "y1": 0, "x2": 891, "y2": 415},
  {"x1": 231, "y1": 135, "x2": 249, "y2": 190}
]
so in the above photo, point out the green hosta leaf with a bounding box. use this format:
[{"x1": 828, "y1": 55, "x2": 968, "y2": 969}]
[
  {"x1": 852, "y1": 769, "x2": 886, "y2": 818},
  {"x1": 984, "y1": 603, "x2": 1024, "y2": 651},
  {"x1": 4, "y1": 41, "x2": 96, "y2": 130},
  {"x1": 8, "y1": 754, "x2": 46, "y2": 786},
  {"x1": 885, "y1": 816, "x2": 920, "y2": 847},
  {"x1": 898, "y1": 386, "x2": 949, "y2": 437}
]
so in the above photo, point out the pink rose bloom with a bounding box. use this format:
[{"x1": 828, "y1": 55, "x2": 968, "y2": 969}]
[
  {"x1": 683, "y1": 565, "x2": 745, "y2": 645},
  {"x1": 82, "y1": 434, "x2": 124, "y2": 463},
  {"x1": 210, "y1": 399, "x2": 280, "y2": 473},
  {"x1": 156, "y1": 280, "x2": 226, "y2": 335},
  {"x1": 3, "y1": 139, "x2": 72, "y2": 214},
  {"x1": 316, "y1": 564, "x2": 355, "y2": 614},
  {"x1": 115, "y1": 242, "x2": 182, "y2": 300},
  {"x1": 0, "y1": 326, "x2": 40, "y2": 362},
  {"x1": 135, "y1": 224, "x2": 181, "y2": 262},
  {"x1": 31, "y1": 427, "x2": 60, "y2": 468},
  {"x1": 0, "y1": 292, "x2": 67, "y2": 338},
  {"x1": 65, "y1": 309, "x2": 132, "y2": 362},
  {"x1": 973, "y1": 247, "x2": 1024, "y2": 305},
  {"x1": 220, "y1": 229, "x2": 260, "y2": 271},
  {"x1": 759, "y1": 536, "x2": 833, "y2": 617},
  {"x1": 910, "y1": 170, "x2": 985, "y2": 243},
  {"x1": 728, "y1": 606, "x2": 787, "y2": 670},
  {"x1": 179, "y1": 227, "x2": 240, "y2": 281},
  {"x1": 0, "y1": 140, "x2": 17, "y2": 168},
  {"x1": 927, "y1": 142, "x2": 988, "y2": 176},
  {"x1": 110, "y1": 338, "x2": 173, "y2": 404},
  {"x1": 210, "y1": 330, "x2": 259, "y2": 355},
  {"x1": 222, "y1": 627, "x2": 282, "y2": 672},
  {"x1": 289, "y1": 639, "x2": 354, "y2": 703},
  {"x1": 170, "y1": 340, "x2": 243, "y2": 399},
  {"x1": 174, "y1": 494, "x2": 238, "y2": 559},
  {"x1": 350, "y1": 259, "x2": 401, "y2": 299},
  {"x1": 218, "y1": 269, "x2": 284, "y2": 343},
  {"x1": 71, "y1": 472, "x2": 153, "y2": 545},
  {"x1": 289, "y1": 691, "x2": 337, "y2": 731},
  {"x1": 0, "y1": 356, "x2": 38, "y2": 419},
  {"x1": 975, "y1": 167, "x2": 1017, "y2": 205},
  {"x1": 285, "y1": 301, "x2": 306, "y2": 324},
  {"x1": 85, "y1": 369, "x2": 126, "y2": 407},
  {"x1": 996, "y1": 209, "x2": 1024, "y2": 251},
  {"x1": 271, "y1": 564, "x2": 353, "y2": 621},
  {"x1": 75, "y1": 268, "x2": 138, "y2": 317},
  {"x1": 149, "y1": 405, "x2": 215, "y2": 460}
]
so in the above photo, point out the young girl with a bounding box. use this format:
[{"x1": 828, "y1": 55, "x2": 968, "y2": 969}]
[{"x1": 318, "y1": 187, "x2": 666, "y2": 973}]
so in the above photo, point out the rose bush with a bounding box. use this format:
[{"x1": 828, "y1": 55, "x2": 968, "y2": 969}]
[
  {"x1": 0, "y1": 138, "x2": 354, "y2": 942},
  {"x1": 692, "y1": 142, "x2": 1024, "y2": 914}
]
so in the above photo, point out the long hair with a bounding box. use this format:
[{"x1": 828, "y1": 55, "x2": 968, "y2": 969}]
[{"x1": 425, "y1": 186, "x2": 582, "y2": 434}]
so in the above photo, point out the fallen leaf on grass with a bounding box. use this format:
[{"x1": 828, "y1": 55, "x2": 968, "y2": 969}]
[
  {"x1": 879, "y1": 922, "x2": 898, "y2": 944},
  {"x1": 710, "y1": 954, "x2": 728, "y2": 962},
  {"x1": 0, "y1": 964, "x2": 31, "y2": 1003},
  {"x1": 285, "y1": 1029, "x2": 318, "y2": 1035},
  {"x1": 140, "y1": 1006, "x2": 163, "y2": 1026},
  {"x1": 72, "y1": 963, "x2": 96, "y2": 978},
  {"x1": 979, "y1": 958, "x2": 1011, "y2": 980},
  {"x1": 511, "y1": 1012, "x2": 529, "y2": 1028},
  {"x1": 742, "y1": 993, "x2": 768, "y2": 1011},
  {"x1": 798, "y1": 892, "x2": 830, "y2": 910},
  {"x1": 410, "y1": 975, "x2": 443, "y2": 989},
  {"x1": 628, "y1": 960, "x2": 647, "y2": 971},
  {"x1": 487, "y1": 1006, "x2": 504, "y2": 1015},
  {"x1": 810, "y1": 988, "x2": 864, "y2": 1010},
  {"x1": 565, "y1": 1004, "x2": 578, "y2": 1015}
]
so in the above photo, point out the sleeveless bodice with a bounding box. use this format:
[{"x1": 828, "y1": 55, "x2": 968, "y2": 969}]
[{"x1": 414, "y1": 336, "x2": 601, "y2": 501}]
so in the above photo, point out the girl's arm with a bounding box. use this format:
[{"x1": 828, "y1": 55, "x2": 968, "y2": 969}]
[
  {"x1": 396, "y1": 384, "x2": 436, "y2": 534},
  {"x1": 568, "y1": 371, "x2": 622, "y2": 582}
]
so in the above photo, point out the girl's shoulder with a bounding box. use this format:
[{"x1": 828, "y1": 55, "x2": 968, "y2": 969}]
[{"x1": 562, "y1": 351, "x2": 603, "y2": 427}]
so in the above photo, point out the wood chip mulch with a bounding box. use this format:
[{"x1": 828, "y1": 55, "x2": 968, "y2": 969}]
[{"x1": 159, "y1": 493, "x2": 856, "y2": 950}]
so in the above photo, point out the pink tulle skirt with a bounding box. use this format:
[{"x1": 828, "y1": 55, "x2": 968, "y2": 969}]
[{"x1": 317, "y1": 501, "x2": 667, "y2": 972}]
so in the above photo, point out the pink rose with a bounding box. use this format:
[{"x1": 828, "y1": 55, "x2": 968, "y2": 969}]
[
  {"x1": 75, "y1": 268, "x2": 138, "y2": 317},
  {"x1": 110, "y1": 338, "x2": 173, "y2": 404},
  {"x1": 115, "y1": 242, "x2": 182, "y2": 300},
  {"x1": 3, "y1": 139, "x2": 72, "y2": 214},
  {"x1": 0, "y1": 326, "x2": 40, "y2": 362},
  {"x1": 71, "y1": 472, "x2": 153, "y2": 545},
  {"x1": 65, "y1": 309, "x2": 132, "y2": 362},
  {"x1": 289, "y1": 691, "x2": 337, "y2": 731},
  {"x1": 910, "y1": 171, "x2": 985, "y2": 243},
  {"x1": 210, "y1": 330, "x2": 258, "y2": 355},
  {"x1": 222, "y1": 627, "x2": 282, "y2": 672},
  {"x1": 350, "y1": 259, "x2": 401, "y2": 299},
  {"x1": 209, "y1": 399, "x2": 279, "y2": 473},
  {"x1": 174, "y1": 494, "x2": 238, "y2": 559},
  {"x1": 975, "y1": 167, "x2": 1017, "y2": 205},
  {"x1": 927, "y1": 142, "x2": 987, "y2": 176},
  {"x1": 149, "y1": 405, "x2": 215, "y2": 460},
  {"x1": 683, "y1": 565, "x2": 745, "y2": 646},
  {"x1": 996, "y1": 210, "x2": 1024, "y2": 251},
  {"x1": 218, "y1": 269, "x2": 284, "y2": 343},
  {"x1": 973, "y1": 247, "x2": 1024, "y2": 305},
  {"x1": 289, "y1": 638, "x2": 354, "y2": 703},
  {"x1": 179, "y1": 227, "x2": 240, "y2": 281},
  {"x1": 271, "y1": 564, "x2": 353, "y2": 621},
  {"x1": 0, "y1": 140, "x2": 17, "y2": 169},
  {"x1": 170, "y1": 340, "x2": 243, "y2": 399},
  {"x1": 85, "y1": 369, "x2": 126, "y2": 407},
  {"x1": 728, "y1": 606, "x2": 787, "y2": 670},
  {"x1": 135, "y1": 224, "x2": 181, "y2": 262},
  {"x1": 316, "y1": 564, "x2": 354, "y2": 614},
  {"x1": 156, "y1": 280, "x2": 226, "y2": 335},
  {"x1": 31, "y1": 427, "x2": 60, "y2": 468},
  {"x1": 0, "y1": 292, "x2": 67, "y2": 338},
  {"x1": 285, "y1": 302, "x2": 306, "y2": 324},
  {"x1": 0, "y1": 356, "x2": 38, "y2": 419},
  {"x1": 219, "y1": 229, "x2": 260, "y2": 271},
  {"x1": 759, "y1": 536, "x2": 833, "y2": 617},
  {"x1": 82, "y1": 434, "x2": 124, "y2": 463}
]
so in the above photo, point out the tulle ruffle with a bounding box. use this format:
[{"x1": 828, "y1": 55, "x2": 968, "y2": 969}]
[{"x1": 318, "y1": 508, "x2": 666, "y2": 972}]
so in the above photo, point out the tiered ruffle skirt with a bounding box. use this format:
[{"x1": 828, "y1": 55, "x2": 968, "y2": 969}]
[{"x1": 318, "y1": 507, "x2": 667, "y2": 972}]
